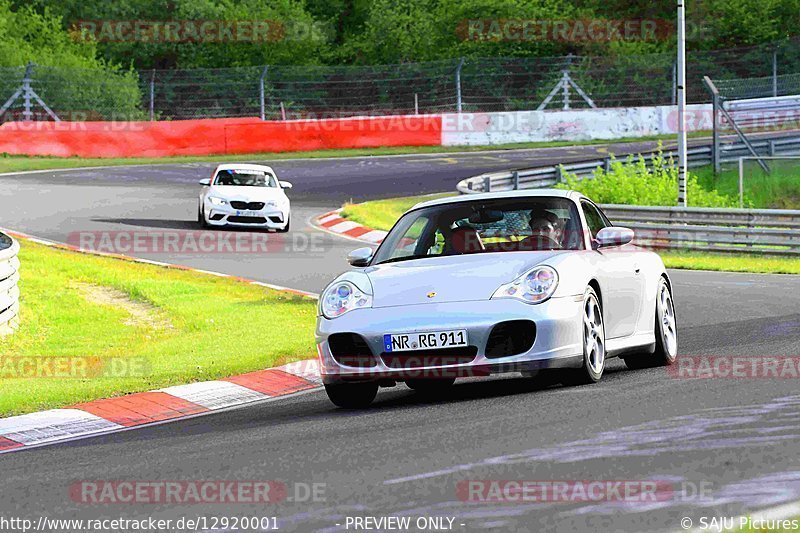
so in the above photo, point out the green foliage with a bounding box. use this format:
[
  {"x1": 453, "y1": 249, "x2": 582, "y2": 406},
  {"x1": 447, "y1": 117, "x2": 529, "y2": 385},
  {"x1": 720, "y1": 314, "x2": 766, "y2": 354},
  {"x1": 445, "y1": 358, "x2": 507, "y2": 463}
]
[
  {"x1": 556, "y1": 150, "x2": 739, "y2": 207},
  {"x1": 11, "y1": 0, "x2": 800, "y2": 68},
  {"x1": 0, "y1": 1, "x2": 143, "y2": 119}
]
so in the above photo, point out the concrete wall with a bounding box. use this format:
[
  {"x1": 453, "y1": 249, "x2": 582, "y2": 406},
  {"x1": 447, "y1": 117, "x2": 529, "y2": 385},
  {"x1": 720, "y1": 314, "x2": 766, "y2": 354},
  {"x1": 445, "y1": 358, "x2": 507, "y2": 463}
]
[{"x1": 441, "y1": 104, "x2": 712, "y2": 146}]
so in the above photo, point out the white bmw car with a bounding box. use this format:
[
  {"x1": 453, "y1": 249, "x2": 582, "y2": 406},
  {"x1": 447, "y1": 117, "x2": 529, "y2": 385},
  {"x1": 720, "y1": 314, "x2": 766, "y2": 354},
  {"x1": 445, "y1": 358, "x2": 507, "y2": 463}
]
[
  {"x1": 198, "y1": 164, "x2": 292, "y2": 231},
  {"x1": 316, "y1": 190, "x2": 678, "y2": 408}
]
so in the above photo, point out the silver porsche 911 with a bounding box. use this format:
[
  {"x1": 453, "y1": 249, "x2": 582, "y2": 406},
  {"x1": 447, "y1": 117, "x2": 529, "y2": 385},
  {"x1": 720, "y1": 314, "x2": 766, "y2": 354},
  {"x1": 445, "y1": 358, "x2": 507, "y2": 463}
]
[{"x1": 316, "y1": 190, "x2": 677, "y2": 408}]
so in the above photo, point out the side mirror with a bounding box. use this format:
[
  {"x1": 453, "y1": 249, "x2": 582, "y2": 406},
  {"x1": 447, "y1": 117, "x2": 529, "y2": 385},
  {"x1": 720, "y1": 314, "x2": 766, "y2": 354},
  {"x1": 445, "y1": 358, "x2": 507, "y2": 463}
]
[
  {"x1": 594, "y1": 227, "x2": 634, "y2": 249},
  {"x1": 347, "y1": 247, "x2": 373, "y2": 267},
  {"x1": 279, "y1": 180, "x2": 293, "y2": 189},
  {"x1": 198, "y1": 178, "x2": 211, "y2": 186}
]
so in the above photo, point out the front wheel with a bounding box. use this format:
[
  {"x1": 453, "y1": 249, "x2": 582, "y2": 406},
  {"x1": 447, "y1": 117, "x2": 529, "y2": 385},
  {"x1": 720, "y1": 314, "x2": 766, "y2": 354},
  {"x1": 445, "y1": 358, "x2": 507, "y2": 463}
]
[
  {"x1": 562, "y1": 286, "x2": 605, "y2": 386},
  {"x1": 624, "y1": 277, "x2": 677, "y2": 369},
  {"x1": 198, "y1": 204, "x2": 210, "y2": 228},
  {"x1": 324, "y1": 382, "x2": 378, "y2": 408}
]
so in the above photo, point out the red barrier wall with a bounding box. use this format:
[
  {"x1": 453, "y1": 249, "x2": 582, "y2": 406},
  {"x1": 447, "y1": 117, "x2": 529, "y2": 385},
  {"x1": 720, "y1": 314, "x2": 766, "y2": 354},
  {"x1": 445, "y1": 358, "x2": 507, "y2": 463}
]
[{"x1": 0, "y1": 115, "x2": 443, "y2": 158}]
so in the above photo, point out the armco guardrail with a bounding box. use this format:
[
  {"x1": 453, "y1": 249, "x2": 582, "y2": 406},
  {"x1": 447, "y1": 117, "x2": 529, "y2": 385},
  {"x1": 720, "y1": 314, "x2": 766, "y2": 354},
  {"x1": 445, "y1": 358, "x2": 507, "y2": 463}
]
[
  {"x1": 456, "y1": 135, "x2": 800, "y2": 256},
  {"x1": 602, "y1": 205, "x2": 800, "y2": 255},
  {"x1": 457, "y1": 135, "x2": 800, "y2": 194},
  {"x1": 0, "y1": 232, "x2": 20, "y2": 334}
]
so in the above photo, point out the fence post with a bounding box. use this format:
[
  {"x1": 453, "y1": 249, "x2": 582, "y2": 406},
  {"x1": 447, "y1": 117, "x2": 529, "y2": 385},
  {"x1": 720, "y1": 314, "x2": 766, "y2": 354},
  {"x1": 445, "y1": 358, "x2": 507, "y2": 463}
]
[
  {"x1": 259, "y1": 66, "x2": 268, "y2": 121},
  {"x1": 414, "y1": 93, "x2": 419, "y2": 115},
  {"x1": 22, "y1": 63, "x2": 33, "y2": 121},
  {"x1": 455, "y1": 58, "x2": 464, "y2": 114},
  {"x1": 149, "y1": 70, "x2": 155, "y2": 121},
  {"x1": 483, "y1": 176, "x2": 491, "y2": 192},
  {"x1": 604, "y1": 157, "x2": 611, "y2": 173},
  {"x1": 703, "y1": 76, "x2": 721, "y2": 175},
  {"x1": 280, "y1": 101, "x2": 286, "y2": 121},
  {"x1": 772, "y1": 48, "x2": 778, "y2": 97},
  {"x1": 512, "y1": 171, "x2": 519, "y2": 190}
]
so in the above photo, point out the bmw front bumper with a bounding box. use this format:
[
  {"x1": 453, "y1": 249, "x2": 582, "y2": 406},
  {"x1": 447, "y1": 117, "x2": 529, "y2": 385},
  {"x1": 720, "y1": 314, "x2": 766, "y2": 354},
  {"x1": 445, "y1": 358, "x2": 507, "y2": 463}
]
[
  {"x1": 316, "y1": 296, "x2": 584, "y2": 383},
  {"x1": 204, "y1": 203, "x2": 289, "y2": 229}
]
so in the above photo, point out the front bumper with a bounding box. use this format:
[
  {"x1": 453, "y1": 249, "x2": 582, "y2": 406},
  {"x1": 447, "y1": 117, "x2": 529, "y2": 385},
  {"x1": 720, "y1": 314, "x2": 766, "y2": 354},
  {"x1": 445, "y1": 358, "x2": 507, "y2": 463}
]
[
  {"x1": 316, "y1": 296, "x2": 584, "y2": 383},
  {"x1": 204, "y1": 203, "x2": 289, "y2": 228}
]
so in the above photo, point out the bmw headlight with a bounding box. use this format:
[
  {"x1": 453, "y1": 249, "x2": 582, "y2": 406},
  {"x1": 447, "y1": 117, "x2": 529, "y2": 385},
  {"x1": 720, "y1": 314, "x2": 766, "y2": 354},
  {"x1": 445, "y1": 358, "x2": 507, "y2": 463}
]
[
  {"x1": 208, "y1": 196, "x2": 228, "y2": 206},
  {"x1": 321, "y1": 281, "x2": 373, "y2": 319},
  {"x1": 492, "y1": 266, "x2": 559, "y2": 304}
]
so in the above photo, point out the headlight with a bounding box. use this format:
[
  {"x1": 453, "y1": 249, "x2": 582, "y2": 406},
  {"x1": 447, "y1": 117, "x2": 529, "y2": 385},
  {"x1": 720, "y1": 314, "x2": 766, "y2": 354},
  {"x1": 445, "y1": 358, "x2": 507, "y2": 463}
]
[
  {"x1": 208, "y1": 196, "x2": 228, "y2": 206},
  {"x1": 492, "y1": 266, "x2": 558, "y2": 304},
  {"x1": 321, "y1": 281, "x2": 373, "y2": 319}
]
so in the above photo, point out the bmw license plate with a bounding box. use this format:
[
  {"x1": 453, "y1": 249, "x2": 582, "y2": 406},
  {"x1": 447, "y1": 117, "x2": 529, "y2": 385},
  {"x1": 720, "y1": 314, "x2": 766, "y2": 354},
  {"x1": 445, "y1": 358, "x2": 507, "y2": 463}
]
[
  {"x1": 384, "y1": 330, "x2": 468, "y2": 352},
  {"x1": 236, "y1": 210, "x2": 261, "y2": 216}
]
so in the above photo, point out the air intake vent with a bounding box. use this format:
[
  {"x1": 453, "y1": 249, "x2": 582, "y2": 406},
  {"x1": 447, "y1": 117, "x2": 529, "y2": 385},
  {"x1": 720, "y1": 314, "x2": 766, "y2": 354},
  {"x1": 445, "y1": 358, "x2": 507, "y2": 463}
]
[
  {"x1": 328, "y1": 333, "x2": 377, "y2": 367},
  {"x1": 485, "y1": 320, "x2": 536, "y2": 359}
]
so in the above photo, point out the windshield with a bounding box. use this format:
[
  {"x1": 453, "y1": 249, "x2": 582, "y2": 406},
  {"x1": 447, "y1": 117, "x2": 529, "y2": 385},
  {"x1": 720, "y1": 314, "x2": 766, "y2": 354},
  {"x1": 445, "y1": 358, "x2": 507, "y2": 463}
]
[
  {"x1": 213, "y1": 169, "x2": 277, "y2": 187},
  {"x1": 372, "y1": 197, "x2": 585, "y2": 265}
]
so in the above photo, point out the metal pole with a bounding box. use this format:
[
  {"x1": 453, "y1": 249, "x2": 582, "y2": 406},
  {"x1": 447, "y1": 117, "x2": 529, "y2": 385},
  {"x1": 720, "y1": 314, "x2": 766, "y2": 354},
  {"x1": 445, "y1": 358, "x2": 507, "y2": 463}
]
[
  {"x1": 455, "y1": 58, "x2": 464, "y2": 114},
  {"x1": 738, "y1": 157, "x2": 744, "y2": 209},
  {"x1": 414, "y1": 93, "x2": 419, "y2": 115},
  {"x1": 149, "y1": 70, "x2": 155, "y2": 121},
  {"x1": 22, "y1": 63, "x2": 33, "y2": 121},
  {"x1": 676, "y1": 0, "x2": 688, "y2": 207},
  {"x1": 280, "y1": 101, "x2": 286, "y2": 121},
  {"x1": 259, "y1": 66, "x2": 268, "y2": 121},
  {"x1": 772, "y1": 48, "x2": 778, "y2": 97}
]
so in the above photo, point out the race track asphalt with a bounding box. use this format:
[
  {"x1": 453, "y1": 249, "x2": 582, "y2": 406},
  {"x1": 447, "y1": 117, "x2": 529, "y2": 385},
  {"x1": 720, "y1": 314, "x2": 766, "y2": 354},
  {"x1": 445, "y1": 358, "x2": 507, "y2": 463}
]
[{"x1": 1, "y1": 140, "x2": 800, "y2": 532}]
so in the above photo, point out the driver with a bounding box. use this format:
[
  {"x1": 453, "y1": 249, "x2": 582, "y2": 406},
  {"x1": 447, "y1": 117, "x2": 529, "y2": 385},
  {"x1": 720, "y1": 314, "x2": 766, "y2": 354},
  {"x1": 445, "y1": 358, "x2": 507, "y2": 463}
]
[{"x1": 520, "y1": 210, "x2": 561, "y2": 250}]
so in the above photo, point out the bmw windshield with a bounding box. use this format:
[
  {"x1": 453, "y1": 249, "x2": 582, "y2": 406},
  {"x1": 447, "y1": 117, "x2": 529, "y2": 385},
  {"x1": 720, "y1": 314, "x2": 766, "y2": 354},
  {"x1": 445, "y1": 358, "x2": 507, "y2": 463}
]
[{"x1": 213, "y1": 169, "x2": 277, "y2": 187}]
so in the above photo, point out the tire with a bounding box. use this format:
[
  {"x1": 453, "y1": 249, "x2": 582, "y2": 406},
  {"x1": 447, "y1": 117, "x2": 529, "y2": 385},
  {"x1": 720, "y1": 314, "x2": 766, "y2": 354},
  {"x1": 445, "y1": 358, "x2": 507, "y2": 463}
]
[
  {"x1": 624, "y1": 277, "x2": 678, "y2": 369},
  {"x1": 198, "y1": 204, "x2": 210, "y2": 228},
  {"x1": 406, "y1": 377, "x2": 456, "y2": 394},
  {"x1": 562, "y1": 286, "x2": 605, "y2": 386},
  {"x1": 277, "y1": 214, "x2": 290, "y2": 233},
  {"x1": 324, "y1": 382, "x2": 378, "y2": 408}
]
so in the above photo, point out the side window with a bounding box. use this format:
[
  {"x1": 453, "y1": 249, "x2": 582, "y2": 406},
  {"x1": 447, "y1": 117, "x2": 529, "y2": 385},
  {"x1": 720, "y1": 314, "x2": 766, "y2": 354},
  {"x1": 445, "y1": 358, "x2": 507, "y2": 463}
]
[{"x1": 581, "y1": 201, "x2": 608, "y2": 239}]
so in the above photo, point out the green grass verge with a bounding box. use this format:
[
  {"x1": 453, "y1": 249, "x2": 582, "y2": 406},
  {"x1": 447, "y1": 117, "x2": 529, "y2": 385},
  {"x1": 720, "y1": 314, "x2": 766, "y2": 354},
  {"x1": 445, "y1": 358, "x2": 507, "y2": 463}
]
[
  {"x1": 0, "y1": 240, "x2": 317, "y2": 416},
  {"x1": 339, "y1": 195, "x2": 800, "y2": 275},
  {"x1": 341, "y1": 193, "x2": 455, "y2": 230},
  {"x1": 659, "y1": 251, "x2": 800, "y2": 275},
  {"x1": 694, "y1": 160, "x2": 800, "y2": 209},
  {"x1": 0, "y1": 132, "x2": 709, "y2": 174}
]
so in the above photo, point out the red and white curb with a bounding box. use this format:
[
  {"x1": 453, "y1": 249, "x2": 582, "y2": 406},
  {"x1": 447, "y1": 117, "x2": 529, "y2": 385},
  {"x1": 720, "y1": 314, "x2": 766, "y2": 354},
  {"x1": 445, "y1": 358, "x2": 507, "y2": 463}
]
[
  {"x1": 313, "y1": 209, "x2": 386, "y2": 245},
  {"x1": 0, "y1": 360, "x2": 322, "y2": 454},
  {"x1": 0, "y1": 229, "x2": 325, "y2": 454}
]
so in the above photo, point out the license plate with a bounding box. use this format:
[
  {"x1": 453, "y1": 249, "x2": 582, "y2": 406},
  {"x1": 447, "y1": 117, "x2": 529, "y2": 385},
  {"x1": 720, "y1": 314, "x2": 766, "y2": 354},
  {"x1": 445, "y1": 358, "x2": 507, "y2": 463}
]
[
  {"x1": 236, "y1": 210, "x2": 261, "y2": 216},
  {"x1": 384, "y1": 330, "x2": 468, "y2": 352}
]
